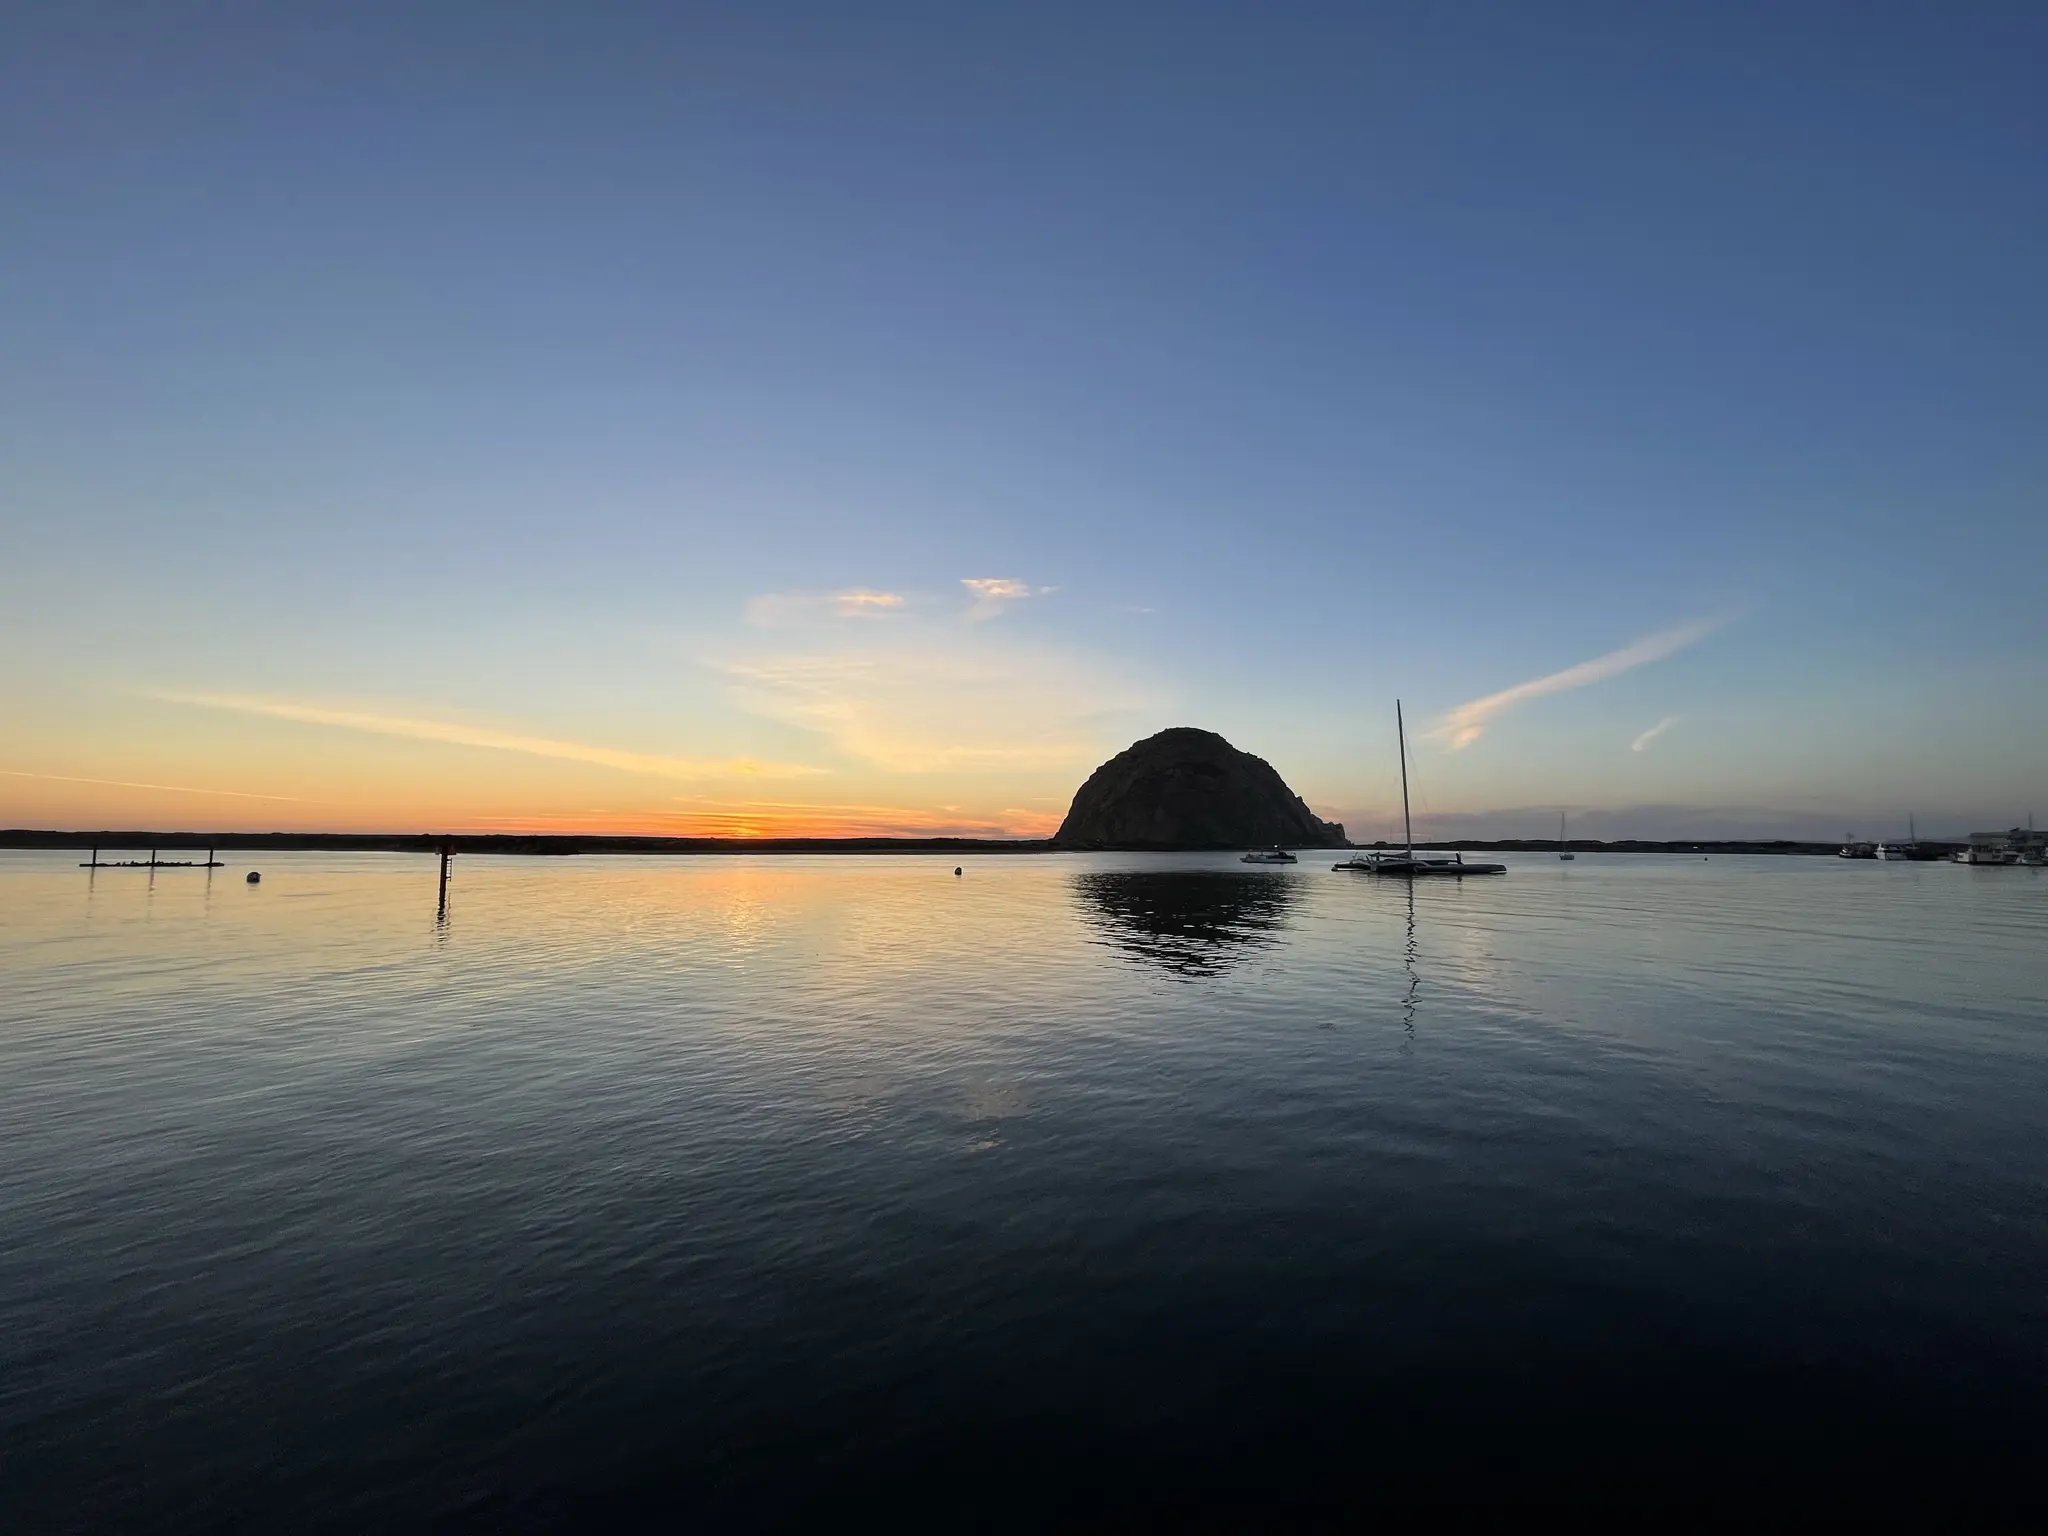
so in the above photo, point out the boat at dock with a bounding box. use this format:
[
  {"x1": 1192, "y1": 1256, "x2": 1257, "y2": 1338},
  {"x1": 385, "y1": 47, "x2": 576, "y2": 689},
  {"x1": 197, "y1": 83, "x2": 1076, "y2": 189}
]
[
  {"x1": 1954, "y1": 844, "x2": 2014, "y2": 865},
  {"x1": 1332, "y1": 701, "x2": 1505, "y2": 878},
  {"x1": 1955, "y1": 820, "x2": 2047, "y2": 866}
]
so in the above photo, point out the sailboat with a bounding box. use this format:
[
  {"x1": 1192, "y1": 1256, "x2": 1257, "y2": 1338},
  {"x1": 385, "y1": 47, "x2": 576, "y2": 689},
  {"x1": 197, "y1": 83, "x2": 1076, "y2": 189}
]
[
  {"x1": 1558, "y1": 812, "x2": 1576, "y2": 860},
  {"x1": 1333, "y1": 702, "x2": 1505, "y2": 877}
]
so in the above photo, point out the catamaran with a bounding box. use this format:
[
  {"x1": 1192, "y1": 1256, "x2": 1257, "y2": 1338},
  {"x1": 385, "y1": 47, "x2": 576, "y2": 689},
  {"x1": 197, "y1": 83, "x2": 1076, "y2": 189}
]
[{"x1": 1333, "y1": 702, "x2": 1505, "y2": 877}]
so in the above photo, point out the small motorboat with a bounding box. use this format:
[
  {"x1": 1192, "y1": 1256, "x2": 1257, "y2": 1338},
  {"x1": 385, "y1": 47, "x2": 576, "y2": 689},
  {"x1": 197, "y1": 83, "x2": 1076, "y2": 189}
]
[{"x1": 1241, "y1": 848, "x2": 1297, "y2": 864}]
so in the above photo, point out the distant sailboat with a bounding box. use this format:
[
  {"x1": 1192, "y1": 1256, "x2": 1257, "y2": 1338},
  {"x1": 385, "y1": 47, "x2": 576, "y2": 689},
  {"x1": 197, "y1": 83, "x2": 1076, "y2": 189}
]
[
  {"x1": 1334, "y1": 702, "x2": 1504, "y2": 877},
  {"x1": 1558, "y1": 812, "x2": 1575, "y2": 861}
]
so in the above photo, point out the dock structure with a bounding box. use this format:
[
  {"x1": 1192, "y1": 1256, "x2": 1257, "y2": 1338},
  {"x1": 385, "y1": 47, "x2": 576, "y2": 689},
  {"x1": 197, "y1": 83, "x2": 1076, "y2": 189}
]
[{"x1": 81, "y1": 845, "x2": 224, "y2": 869}]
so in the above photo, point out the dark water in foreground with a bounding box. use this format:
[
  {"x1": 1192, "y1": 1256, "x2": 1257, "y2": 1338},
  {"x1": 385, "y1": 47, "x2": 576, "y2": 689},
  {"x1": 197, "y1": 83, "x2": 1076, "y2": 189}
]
[{"x1": 2, "y1": 850, "x2": 2045, "y2": 1521}]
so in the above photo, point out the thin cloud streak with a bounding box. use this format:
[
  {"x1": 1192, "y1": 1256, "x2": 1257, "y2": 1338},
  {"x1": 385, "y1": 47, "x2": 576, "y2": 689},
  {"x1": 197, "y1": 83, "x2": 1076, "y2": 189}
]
[
  {"x1": 149, "y1": 693, "x2": 826, "y2": 781},
  {"x1": 1430, "y1": 616, "x2": 1724, "y2": 750},
  {"x1": 2, "y1": 769, "x2": 314, "y2": 802},
  {"x1": 747, "y1": 589, "x2": 907, "y2": 626},
  {"x1": 961, "y1": 577, "x2": 1053, "y2": 621},
  {"x1": 719, "y1": 644, "x2": 1154, "y2": 774},
  {"x1": 832, "y1": 589, "x2": 905, "y2": 615},
  {"x1": 1632, "y1": 715, "x2": 1683, "y2": 752}
]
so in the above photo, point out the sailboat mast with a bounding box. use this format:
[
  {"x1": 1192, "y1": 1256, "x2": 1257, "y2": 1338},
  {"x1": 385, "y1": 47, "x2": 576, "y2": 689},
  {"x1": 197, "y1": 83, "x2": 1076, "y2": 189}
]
[{"x1": 1397, "y1": 699, "x2": 1413, "y2": 858}]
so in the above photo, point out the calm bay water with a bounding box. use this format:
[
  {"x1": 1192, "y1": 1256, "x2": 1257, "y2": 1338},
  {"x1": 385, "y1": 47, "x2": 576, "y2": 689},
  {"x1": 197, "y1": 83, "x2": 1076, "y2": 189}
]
[{"x1": 2, "y1": 850, "x2": 2045, "y2": 1521}]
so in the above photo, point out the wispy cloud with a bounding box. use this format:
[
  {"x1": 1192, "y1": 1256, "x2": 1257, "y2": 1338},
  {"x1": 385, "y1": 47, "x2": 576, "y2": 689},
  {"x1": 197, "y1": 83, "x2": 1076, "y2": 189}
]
[
  {"x1": 2, "y1": 769, "x2": 314, "y2": 802},
  {"x1": 149, "y1": 693, "x2": 826, "y2": 781},
  {"x1": 1429, "y1": 616, "x2": 1724, "y2": 751},
  {"x1": 961, "y1": 577, "x2": 1053, "y2": 621},
  {"x1": 719, "y1": 641, "x2": 1155, "y2": 774},
  {"x1": 1631, "y1": 715, "x2": 1683, "y2": 752},
  {"x1": 832, "y1": 589, "x2": 904, "y2": 615},
  {"x1": 746, "y1": 589, "x2": 907, "y2": 626}
]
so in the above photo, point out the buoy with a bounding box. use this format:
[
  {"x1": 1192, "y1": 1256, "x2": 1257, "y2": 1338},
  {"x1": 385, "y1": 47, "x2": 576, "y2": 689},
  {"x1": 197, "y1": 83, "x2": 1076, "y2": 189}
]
[
  {"x1": 246, "y1": 871, "x2": 262, "y2": 884},
  {"x1": 954, "y1": 866, "x2": 962, "y2": 876}
]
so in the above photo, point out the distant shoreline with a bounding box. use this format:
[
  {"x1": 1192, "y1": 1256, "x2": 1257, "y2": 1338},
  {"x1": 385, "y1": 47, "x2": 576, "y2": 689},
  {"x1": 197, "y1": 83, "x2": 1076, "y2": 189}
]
[{"x1": 0, "y1": 830, "x2": 1960, "y2": 857}]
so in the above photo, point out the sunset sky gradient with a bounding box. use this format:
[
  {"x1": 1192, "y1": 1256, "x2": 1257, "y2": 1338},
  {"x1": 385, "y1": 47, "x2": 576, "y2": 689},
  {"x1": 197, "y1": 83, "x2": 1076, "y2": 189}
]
[{"x1": 4, "y1": 2, "x2": 2043, "y2": 841}]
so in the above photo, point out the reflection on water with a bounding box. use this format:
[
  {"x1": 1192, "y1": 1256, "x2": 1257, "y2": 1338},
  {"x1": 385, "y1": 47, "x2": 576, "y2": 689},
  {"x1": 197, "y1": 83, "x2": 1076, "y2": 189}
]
[
  {"x1": 1401, "y1": 882, "x2": 1419, "y2": 1041},
  {"x1": 1072, "y1": 869, "x2": 1301, "y2": 977},
  {"x1": 5, "y1": 851, "x2": 2048, "y2": 1519}
]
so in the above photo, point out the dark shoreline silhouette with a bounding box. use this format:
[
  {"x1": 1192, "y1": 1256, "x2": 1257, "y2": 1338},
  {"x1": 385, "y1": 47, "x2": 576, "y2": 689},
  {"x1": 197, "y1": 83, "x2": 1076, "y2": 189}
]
[{"x1": 1, "y1": 829, "x2": 1947, "y2": 857}]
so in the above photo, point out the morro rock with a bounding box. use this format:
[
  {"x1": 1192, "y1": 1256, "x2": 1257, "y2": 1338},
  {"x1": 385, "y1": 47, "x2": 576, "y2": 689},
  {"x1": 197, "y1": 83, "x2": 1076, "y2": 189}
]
[{"x1": 1053, "y1": 728, "x2": 1347, "y2": 850}]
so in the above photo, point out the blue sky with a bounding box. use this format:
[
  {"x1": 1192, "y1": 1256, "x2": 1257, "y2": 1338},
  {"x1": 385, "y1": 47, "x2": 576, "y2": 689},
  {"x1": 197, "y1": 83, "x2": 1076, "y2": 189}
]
[{"x1": 3, "y1": 1, "x2": 2043, "y2": 839}]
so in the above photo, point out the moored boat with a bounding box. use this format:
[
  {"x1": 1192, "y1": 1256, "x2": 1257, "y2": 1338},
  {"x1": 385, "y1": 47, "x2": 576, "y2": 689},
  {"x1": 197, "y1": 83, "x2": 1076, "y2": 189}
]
[
  {"x1": 1241, "y1": 848, "x2": 1297, "y2": 864},
  {"x1": 1956, "y1": 822, "x2": 2047, "y2": 865},
  {"x1": 1876, "y1": 816, "x2": 1921, "y2": 861},
  {"x1": 1332, "y1": 702, "x2": 1505, "y2": 879},
  {"x1": 1333, "y1": 851, "x2": 1505, "y2": 878}
]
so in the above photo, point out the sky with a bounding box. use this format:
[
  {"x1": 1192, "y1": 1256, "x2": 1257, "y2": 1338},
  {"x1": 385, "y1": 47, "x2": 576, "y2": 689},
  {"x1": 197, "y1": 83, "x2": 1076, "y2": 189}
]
[{"x1": 3, "y1": 0, "x2": 2043, "y2": 841}]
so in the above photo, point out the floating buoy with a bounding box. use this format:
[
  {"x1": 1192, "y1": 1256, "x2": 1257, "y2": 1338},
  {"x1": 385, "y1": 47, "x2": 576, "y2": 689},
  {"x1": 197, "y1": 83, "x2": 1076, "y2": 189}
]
[
  {"x1": 246, "y1": 871, "x2": 261, "y2": 884},
  {"x1": 954, "y1": 866, "x2": 962, "y2": 876}
]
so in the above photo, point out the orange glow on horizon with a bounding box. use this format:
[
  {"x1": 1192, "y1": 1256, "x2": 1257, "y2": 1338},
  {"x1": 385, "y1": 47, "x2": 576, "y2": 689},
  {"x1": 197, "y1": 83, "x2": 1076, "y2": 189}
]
[
  {"x1": 452, "y1": 803, "x2": 1065, "y2": 840},
  {"x1": 2, "y1": 770, "x2": 1068, "y2": 841}
]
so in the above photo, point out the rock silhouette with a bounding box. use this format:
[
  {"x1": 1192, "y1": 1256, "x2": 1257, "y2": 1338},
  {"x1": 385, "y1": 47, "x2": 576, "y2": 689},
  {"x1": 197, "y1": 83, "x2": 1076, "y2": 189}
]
[{"x1": 1053, "y1": 728, "x2": 1347, "y2": 850}]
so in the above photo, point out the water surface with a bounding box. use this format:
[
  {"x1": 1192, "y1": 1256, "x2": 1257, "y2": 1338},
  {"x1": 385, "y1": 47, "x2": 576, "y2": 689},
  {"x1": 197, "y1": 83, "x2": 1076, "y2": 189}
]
[{"x1": 3, "y1": 851, "x2": 2044, "y2": 1521}]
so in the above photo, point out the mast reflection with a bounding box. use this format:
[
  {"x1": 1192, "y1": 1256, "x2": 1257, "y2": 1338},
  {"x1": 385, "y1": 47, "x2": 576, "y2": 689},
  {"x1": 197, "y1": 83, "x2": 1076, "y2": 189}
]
[
  {"x1": 1072, "y1": 869, "x2": 1300, "y2": 979},
  {"x1": 1402, "y1": 882, "x2": 1419, "y2": 1043}
]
